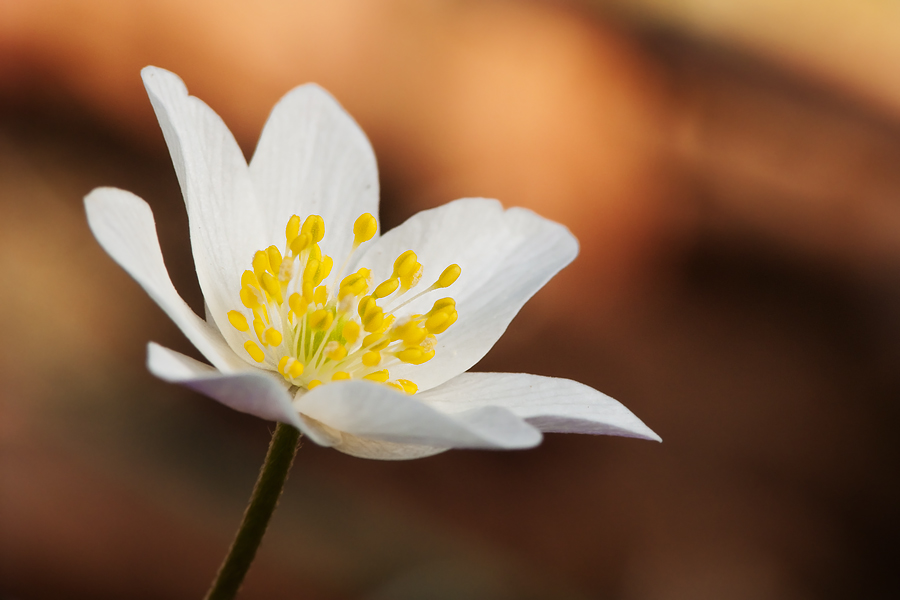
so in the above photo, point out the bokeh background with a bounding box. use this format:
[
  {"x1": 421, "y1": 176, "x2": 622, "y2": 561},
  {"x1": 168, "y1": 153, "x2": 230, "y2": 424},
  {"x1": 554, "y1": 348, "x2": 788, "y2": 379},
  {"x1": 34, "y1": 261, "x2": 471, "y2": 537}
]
[{"x1": 2, "y1": 1, "x2": 900, "y2": 598}]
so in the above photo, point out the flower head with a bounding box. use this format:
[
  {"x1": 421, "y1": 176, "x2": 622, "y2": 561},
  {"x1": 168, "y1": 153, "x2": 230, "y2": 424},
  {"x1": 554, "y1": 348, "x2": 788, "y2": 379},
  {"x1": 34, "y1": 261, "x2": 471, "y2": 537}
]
[{"x1": 85, "y1": 67, "x2": 659, "y2": 459}]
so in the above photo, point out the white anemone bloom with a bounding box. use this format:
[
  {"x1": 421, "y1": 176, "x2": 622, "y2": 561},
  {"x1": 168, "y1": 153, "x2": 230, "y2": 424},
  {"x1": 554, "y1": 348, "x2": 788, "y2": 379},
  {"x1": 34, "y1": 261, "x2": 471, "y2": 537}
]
[{"x1": 85, "y1": 67, "x2": 659, "y2": 459}]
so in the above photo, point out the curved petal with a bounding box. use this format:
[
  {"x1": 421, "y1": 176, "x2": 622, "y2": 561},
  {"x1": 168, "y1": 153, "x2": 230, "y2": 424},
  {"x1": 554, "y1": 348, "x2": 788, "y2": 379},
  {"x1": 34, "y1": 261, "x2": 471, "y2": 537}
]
[
  {"x1": 249, "y1": 84, "x2": 380, "y2": 271},
  {"x1": 147, "y1": 343, "x2": 334, "y2": 445},
  {"x1": 141, "y1": 66, "x2": 265, "y2": 362},
  {"x1": 419, "y1": 372, "x2": 661, "y2": 442},
  {"x1": 85, "y1": 187, "x2": 245, "y2": 372},
  {"x1": 354, "y1": 198, "x2": 578, "y2": 391},
  {"x1": 293, "y1": 380, "x2": 542, "y2": 451},
  {"x1": 329, "y1": 434, "x2": 448, "y2": 461}
]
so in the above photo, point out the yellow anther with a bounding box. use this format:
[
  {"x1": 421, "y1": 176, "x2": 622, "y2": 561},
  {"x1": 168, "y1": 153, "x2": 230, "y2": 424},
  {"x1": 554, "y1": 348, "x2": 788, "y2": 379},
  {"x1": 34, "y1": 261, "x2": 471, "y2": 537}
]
[
  {"x1": 244, "y1": 341, "x2": 265, "y2": 363},
  {"x1": 362, "y1": 306, "x2": 384, "y2": 332},
  {"x1": 260, "y1": 272, "x2": 283, "y2": 304},
  {"x1": 277, "y1": 356, "x2": 290, "y2": 374},
  {"x1": 429, "y1": 297, "x2": 456, "y2": 313},
  {"x1": 396, "y1": 346, "x2": 435, "y2": 365},
  {"x1": 342, "y1": 321, "x2": 360, "y2": 345},
  {"x1": 240, "y1": 288, "x2": 260, "y2": 309},
  {"x1": 331, "y1": 371, "x2": 350, "y2": 381},
  {"x1": 290, "y1": 232, "x2": 311, "y2": 255},
  {"x1": 363, "y1": 369, "x2": 389, "y2": 383},
  {"x1": 385, "y1": 381, "x2": 405, "y2": 393},
  {"x1": 285, "y1": 215, "x2": 301, "y2": 246},
  {"x1": 399, "y1": 264, "x2": 423, "y2": 291},
  {"x1": 266, "y1": 246, "x2": 283, "y2": 275},
  {"x1": 314, "y1": 285, "x2": 328, "y2": 306},
  {"x1": 363, "y1": 334, "x2": 390, "y2": 350},
  {"x1": 309, "y1": 309, "x2": 334, "y2": 330},
  {"x1": 308, "y1": 379, "x2": 322, "y2": 390},
  {"x1": 435, "y1": 264, "x2": 461, "y2": 288},
  {"x1": 289, "y1": 293, "x2": 307, "y2": 316},
  {"x1": 429, "y1": 310, "x2": 457, "y2": 334},
  {"x1": 252, "y1": 250, "x2": 271, "y2": 279},
  {"x1": 358, "y1": 295, "x2": 376, "y2": 319},
  {"x1": 362, "y1": 351, "x2": 381, "y2": 367},
  {"x1": 397, "y1": 379, "x2": 418, "y2": 395},
  {"x1": 253, "y1": 318, "x2": 266, "y2": 343},
  {"x1": 302, "y1": 280, "x2": 315, "y2": 304},
  {"x1": 265, "y1": 328, "x2": 283, "y2": 347},
  {"x1": 353, "y1": 213, "x2": 377, "y2": 245},
  {"x1": 372, "y1": 277, "x2": 399, "y2": 299},
  {"x1": 317, "y1": 255, "x2": 334, "y2": 284},
  {"x1": 242, "y1": 270, "x2": 261, "y2": 290},
  {"x1": 287, "y1": 360, "x2": 304, "y2": 379},
  {"x1": 324, "y1": 342, "x2": 347, "y2": 361},
  {"x1": 301, "y1": 215, "x2": 325, "y2": 243},
  {"x1": 340, "y1": 269, "x2": 370, "y2": 298},
  {"x1": 393, "y1": 250, "x2": 418, "y2": 278},
  {"x1": 304, "y1": 258, "x2": 320, "y2": 283},
  {"x1": 309, "y1": 243, "x2": 322, "y2": 263},
  {"x1": 227, "y1": 310, "x2": 249, "y2": 332},
  {"x1": 401, "y1": 324, "x2": 428, "y2": 346}
]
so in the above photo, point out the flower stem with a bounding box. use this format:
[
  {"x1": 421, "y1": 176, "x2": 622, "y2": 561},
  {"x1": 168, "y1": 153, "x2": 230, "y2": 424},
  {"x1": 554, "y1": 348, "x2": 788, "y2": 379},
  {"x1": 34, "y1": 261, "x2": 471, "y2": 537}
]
[{"x1": 204, "y1": 422, "x2": 301, "y2": 600}]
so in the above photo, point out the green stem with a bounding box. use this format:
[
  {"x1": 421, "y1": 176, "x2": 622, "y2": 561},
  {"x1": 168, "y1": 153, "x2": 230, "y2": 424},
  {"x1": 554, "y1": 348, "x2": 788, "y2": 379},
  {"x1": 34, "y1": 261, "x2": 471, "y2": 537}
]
[{"x1": 204, "y1": 422, "x2": 301, "y2": 600}]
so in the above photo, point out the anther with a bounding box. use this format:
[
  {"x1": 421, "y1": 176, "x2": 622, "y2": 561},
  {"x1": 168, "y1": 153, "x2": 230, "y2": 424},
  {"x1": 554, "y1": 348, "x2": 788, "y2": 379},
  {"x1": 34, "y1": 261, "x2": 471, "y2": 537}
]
[
  {"x1": 342, "y1": 321, "x2": 360, "y2": 345},
  {"x1": 285, "y1": 215, "x2": 301, "y2": 246},
  {"x1": 353, "y1": 213, "x2": 377, "y2": 245},
  {"x1": 324, "y1": 341, "x2": 347, "y2": 361},
  {"x1": 331, "y1": 371, "x2": 350, "y2": 381},
  {"x1": 252, "y1": 251, "x2": 270, "y2": 279},
  {"x1": 435, "y1": 264, "x2": 461, "y2": 288},
  {"x1": 397, "y1": 379, "x2": 418, "y2": 395},
  {"x1": 244, "y1": 341, "x2": 265, "y2": 363},
  {"x1": 261, "y1": 272, "x2": 283, "y2": 304},
  {"x1": 309, "y1": 309, "x2": 334, "y2": 330},
  {"x1": 308, "y1": 379, "x2": 322, "y2": 390},
  {"x1": 228, "y1": 310, "x2": 250, "y2": 332},
  {"x1": 372, "y1": 277, "x2": 399, "y2": 299},
  {"x1": 264, "y1": 328, "x2": 283, "y2": 347},
  {"x1": 301, "y1": 215, "x2": 325, "y2": 243},
  {"x1": 393, "y1": 250, "x2": 418, "y2": 278},
  {"x1": 363, "y1": 369, "x2": 389, "y2": 383},
  {"x1": 362, "y1": 351, "x2": 381, "y2": 367}
]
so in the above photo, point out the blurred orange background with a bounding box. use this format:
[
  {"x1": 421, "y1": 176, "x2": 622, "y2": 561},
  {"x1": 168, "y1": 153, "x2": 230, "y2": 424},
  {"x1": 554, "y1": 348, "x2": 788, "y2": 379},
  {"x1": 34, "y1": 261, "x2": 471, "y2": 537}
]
[{"x1": 1, "y1": 1, "x2": 899, "y2": 598}]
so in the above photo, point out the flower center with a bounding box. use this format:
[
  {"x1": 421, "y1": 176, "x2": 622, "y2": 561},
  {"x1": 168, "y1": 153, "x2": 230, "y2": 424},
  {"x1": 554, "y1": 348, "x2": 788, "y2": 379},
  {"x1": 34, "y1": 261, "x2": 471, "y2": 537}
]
[{"x1": 226, "y1": 213, "x2": 460, "y2": 394}]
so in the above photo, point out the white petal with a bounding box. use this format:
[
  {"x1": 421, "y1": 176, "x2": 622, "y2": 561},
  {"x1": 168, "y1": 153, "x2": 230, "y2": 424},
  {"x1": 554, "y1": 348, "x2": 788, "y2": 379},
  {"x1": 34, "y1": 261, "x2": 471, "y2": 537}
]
[
  {"x1": 328, "y1": 434, "x2": 448, "y2": 461},
  {"x1": 420, "y1": 372, "x2": 661, "y2": 441},
  {"x1": 141, "y1": 66, "x2": 265, "y2": 362},
  {"x1": 355, "y1": 198, "x2": 578, "y2": 390},
  {"x1": 84, "y1": 187, "x2": 245, "y2": 373},
  {"x1": 294, "y1": 380, "x2": 542, "y2": 450},
  {"x1": 147, "y1": 343, "x2": 334, "y2": 445},
  {"x1": 249, "y1": 84, "x2": 380, "y2": 271}
]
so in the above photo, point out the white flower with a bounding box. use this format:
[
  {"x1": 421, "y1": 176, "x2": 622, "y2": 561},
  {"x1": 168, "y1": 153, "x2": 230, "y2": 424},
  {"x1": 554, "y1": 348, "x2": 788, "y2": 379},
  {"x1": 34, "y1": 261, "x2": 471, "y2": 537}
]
[{"x1": 84, "y1": 66, "x2": 659, "y2": 459}]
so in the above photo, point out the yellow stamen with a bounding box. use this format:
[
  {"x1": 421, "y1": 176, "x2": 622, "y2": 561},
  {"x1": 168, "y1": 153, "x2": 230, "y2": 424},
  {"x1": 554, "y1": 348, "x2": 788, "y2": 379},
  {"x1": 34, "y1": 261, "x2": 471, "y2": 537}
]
[
  {"x1": 244, "y1": 341, "x2": 265, "y2": 362},
  {"x1": 435, "y1": 264, "x2": 461, "y2": 288},
  {"x1": 362, "y1": 351, "x2": 381, "y2": 367},
  {"x1": 285, "y1": 215, "x2": 301, "y2": 246},
  {"x1": 373, "y1": 277, "x2": 399, "y2": 299},
  {"x1": 331, "y1": 371, "x2": 350, "y2": 381},
  {"x1": 397, "y1": 379, "x2": 418, "y2": 395},
  {"x1": 353, "y1": 213, "x2": 377, "y2": 245},
  {"x1": 363, "y1": 369, "x2": 389, "y2": 383},
  {"x1": 228, "y1": 310, "x2": 249, "y2": 332},
  {"x1": 265, "y1": 328, "x2": 283, "y2": 347},
  {"x1": 301, "y1": 215, "x2": 325, "y2": 243},
  {"x1": 309, "y1": 309, "x2": 333, "y2": 330},
  {"x1": 308, "y1": 379, "x2": 322, "y2": 390},
  {"x1": 342, "y1": 321, "x2": 360, "y2": 345}
]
